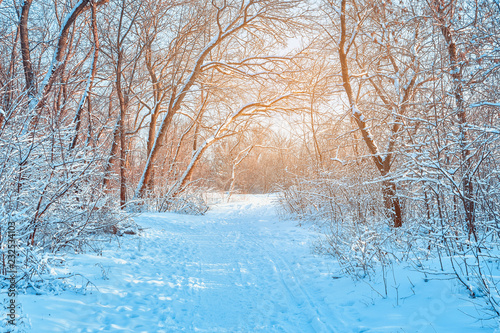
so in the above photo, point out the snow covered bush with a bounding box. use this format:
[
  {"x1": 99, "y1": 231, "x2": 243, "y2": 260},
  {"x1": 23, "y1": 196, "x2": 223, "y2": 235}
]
[
  {"x1": 278, "y1": 167, "x2": 400, "y2": 279},
  {"x1": 277, "y1": 165, "x2": 384, "y2": 228},
  {"x1": 279, "y1": 145, "x2": 500, "y2": 316},
  {"x1": 0, "y1": 116, "x2": 127, "y2": 285},
  {"x1": 131, "y1": 186, "x2": 209, "y2": 215},
  {"x1": 0, "y1": 0, "x2": 133, "y2": 295}
]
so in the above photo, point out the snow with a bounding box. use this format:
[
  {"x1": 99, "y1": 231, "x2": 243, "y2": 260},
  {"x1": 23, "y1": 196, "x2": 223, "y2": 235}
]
[
  {"x1": 14, "y1": 194, "x2": 499, "y2": 332},
  {"x1": 470, "y1": 102, "x2": 500, "y2": 108}
]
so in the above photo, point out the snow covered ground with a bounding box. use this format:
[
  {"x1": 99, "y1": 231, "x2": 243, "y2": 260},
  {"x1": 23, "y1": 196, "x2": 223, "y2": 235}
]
[{"x1": 12, "y1": 194, "x2": 500, "y2": 332}]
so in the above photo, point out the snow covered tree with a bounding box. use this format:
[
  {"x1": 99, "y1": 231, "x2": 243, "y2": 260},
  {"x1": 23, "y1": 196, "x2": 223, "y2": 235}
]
[{"x1": 127, "y1": 0, "x2": 307, "y2": 201}]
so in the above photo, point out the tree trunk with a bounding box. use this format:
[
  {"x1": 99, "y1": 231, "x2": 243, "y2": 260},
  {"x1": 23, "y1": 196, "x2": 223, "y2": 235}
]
[
  {"x1": 102, "y1": 117, "x2": 120, "y2": 191},
  {"x1": 338, "y1": 0, "x2": 402, "y2": 227},
  {"x1": 20, "y1": 0, "x2": 35, "y2": 96},
  {"x1": 116, "y1": 55, "x2": 128, "y2": 208},
  {"x1": 382, "y1": 181, "x2": 403, "y2": 228},
  {"x1": 432, "y1": 0, "x2": 476, "y2": 240}
]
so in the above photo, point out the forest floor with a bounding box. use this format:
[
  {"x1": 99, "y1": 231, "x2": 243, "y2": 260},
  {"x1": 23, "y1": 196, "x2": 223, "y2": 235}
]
[{"x1": 16, "y1": 194, "x2": 499, "y2": 332}]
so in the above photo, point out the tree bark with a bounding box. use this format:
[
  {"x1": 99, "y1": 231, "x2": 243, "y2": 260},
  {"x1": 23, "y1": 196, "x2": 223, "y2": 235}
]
[
  {"x1": 115, "y1": 5, "x2": 128, "y2": 208},
  {"x1": 20, "y1": 0, "x2": 35, "y2": 95}
]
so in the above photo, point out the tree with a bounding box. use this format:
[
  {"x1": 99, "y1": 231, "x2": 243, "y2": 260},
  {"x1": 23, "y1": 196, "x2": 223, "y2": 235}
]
[
  {"x1": 0, "y1": 0, "x2": 126, "y2": 277},
  {"x1": 133, "y1": 0, "x2": 304, "y2": 199},
  {"x1": 321, "y1": 0, "x2": 432, "y2": 227}
]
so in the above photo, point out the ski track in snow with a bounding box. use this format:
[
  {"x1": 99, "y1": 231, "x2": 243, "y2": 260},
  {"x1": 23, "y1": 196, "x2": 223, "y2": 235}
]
[{"x1": 20, "y1": 195, "x2": 351, "y2": 332}]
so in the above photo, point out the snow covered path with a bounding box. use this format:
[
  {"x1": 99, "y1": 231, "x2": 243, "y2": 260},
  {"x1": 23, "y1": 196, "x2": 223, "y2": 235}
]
[
  {"x1": 18, "y1": 194, "x2": 497, "y2": 332},
  {"x1": 21, "y1": 195, "x2": 349, "y2": 332},
  {"x1": 135, "y1": 196, "x2": 343, "y2": 332}
]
